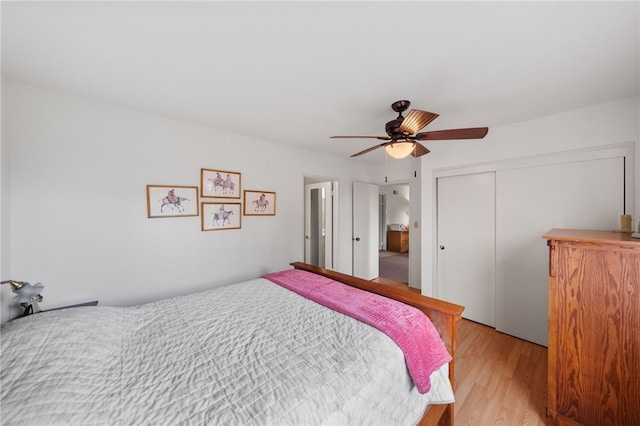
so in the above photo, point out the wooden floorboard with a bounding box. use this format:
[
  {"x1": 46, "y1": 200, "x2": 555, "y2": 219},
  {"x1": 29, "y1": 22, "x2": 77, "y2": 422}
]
[
  {"x1": 374, "y1": 278, "x2": 547, "y2": 425},
  {"x1": 454, "y1": 319, "x2": 547, "y2": 426}
]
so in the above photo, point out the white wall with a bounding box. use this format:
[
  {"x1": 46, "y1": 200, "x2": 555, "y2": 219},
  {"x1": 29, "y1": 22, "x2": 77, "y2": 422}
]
[
  {"x1": 379, "y1": 184, "x2": 410, "y2": 229},
  {"x1": 420, "y1": 95, "x2": 639, "y2": 297},
  {"x1": 1, "y1": 78, "x2": 14, "y2": 318},
  {"x1": 0, "y1": 79, "x2": 371, "y2": 322}
]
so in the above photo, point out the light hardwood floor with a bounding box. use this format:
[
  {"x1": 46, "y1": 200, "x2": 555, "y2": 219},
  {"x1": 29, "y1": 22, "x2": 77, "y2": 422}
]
[
  {"x1": 373, "y1": 279, "x2": 548, "y2": 425},
  {"x1": 455, "y1": 319, "x2": 547, "y2": 425}
]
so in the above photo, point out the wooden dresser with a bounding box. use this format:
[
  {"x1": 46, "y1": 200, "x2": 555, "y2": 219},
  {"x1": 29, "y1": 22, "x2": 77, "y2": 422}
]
[
  {"x1": 542, "y1": 229, "x2": 640, "y2": 426},
  {"x1": 387, "y1": 230, "x2": 409, "y2": 253}
]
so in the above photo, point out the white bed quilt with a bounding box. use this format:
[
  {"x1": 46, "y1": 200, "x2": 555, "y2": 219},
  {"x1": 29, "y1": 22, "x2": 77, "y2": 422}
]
[{"x1": 1, "y1": 278, "x2": 453, "y2": 425}]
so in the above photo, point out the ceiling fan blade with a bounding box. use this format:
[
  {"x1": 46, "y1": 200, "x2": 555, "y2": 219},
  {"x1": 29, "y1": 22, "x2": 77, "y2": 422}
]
[
  {"x1": 399, "y1": 110, "x2": 439, "y2": 135},
  {"x1": 415, "y1": 127, "x2": 489, "y2": 141},
  {"x1": 350, "y1": 143, "x2": 388, "y2": 157},
  {"x1": 330, "y1": 135, "x2": 390, "y2": 141},
  {"x1": 410, "y1": 142, "x2": 430, "y2": 157}
]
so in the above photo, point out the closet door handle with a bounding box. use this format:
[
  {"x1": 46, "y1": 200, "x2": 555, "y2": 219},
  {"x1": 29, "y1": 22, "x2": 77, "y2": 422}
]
[{"x1": 440, "y1": 245, "x2": 445, "y2": 250}]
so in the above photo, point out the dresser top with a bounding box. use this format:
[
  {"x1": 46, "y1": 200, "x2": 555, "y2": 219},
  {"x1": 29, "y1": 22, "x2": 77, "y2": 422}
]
[{"x1": 543, "y1": 228, "x2": 640, "y2": 246}]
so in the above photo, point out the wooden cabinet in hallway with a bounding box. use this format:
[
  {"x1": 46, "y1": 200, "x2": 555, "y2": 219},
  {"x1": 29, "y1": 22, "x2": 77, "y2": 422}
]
[{"x1": 387, "y1": 230, "x2": 408, "y2": 253}]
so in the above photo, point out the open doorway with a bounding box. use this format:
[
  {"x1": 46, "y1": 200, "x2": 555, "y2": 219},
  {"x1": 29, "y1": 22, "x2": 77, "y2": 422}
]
[
  {"x1": 304, "y1": 176, "x2": 338, "y2": 270},
  {"x1": 377, "y1": 183, "x2": 409, "y2": 284}
]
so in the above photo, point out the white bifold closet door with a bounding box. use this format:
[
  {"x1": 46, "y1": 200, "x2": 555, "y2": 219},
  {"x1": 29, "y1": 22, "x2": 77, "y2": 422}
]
[
  {"x1": 437, "y1": 172, "x2": 496, "y2": 328},
  {"x1": 495, "y1": 156, "x2": 624, "y2": 346}
]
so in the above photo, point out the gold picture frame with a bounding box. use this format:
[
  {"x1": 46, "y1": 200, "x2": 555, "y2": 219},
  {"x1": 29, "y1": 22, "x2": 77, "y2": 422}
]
[
  {"x1": 146, "y1": 185, "x2": 199, "y2": 218},
  {"x1": 201, "y1": 202, "x2": 242, "y2": 231},
  {"x1": 243, "y1": 190, "x2": 276, "y2": 216},
  {"x1": 200, "y1": 168, "x2": 241, "y2": 199}
]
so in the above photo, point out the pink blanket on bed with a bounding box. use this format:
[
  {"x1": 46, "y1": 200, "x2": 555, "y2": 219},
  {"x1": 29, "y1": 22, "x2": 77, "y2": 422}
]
[{"x1": 262, "y1": 269, "x2": 451, "y2": 393}]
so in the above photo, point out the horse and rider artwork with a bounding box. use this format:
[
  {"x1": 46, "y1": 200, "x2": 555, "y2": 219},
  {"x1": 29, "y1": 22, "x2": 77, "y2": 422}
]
[
  {"x1": 243, "y1": 190, "x2": 276, "y2": 216},
  {"x1": 201, "y1": 168, "x2": 241, "y2": 199},
  {"x1": 147, "y1": 185, "x2": 199, "y2": 218},
  {"x1": 147, "y1": 170, "x2": 274, "y2": 228},
  {"x1": 201, "y1": 202, "x2": 241, "y2": 231}
]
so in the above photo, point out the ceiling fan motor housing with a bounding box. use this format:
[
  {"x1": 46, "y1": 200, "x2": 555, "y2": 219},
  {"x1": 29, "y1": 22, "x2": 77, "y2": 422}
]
[
  {"x1": 386, "y1": 100, "x2": 412, "y2": 138},
  {"x1": 391, "y1": 100, "x2": 411, "y2": 113},
  {"x1": 385, "y1": 118, "x2": 405, "y2": 138}
]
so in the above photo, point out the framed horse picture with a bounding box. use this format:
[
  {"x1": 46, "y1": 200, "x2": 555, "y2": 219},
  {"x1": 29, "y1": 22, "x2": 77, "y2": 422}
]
[
  {"x1": 201, "y1": 202, "x2": 242, "y2": 231},
  {"x1": 244, "y1": 190, "x2": 276, "y2": 216},
  {"x1": 201, "y1": 168, "x2": 241, "y2": 199},
  {"x1": 147, "y1": 185, "x2": 199, "y2": 218}
]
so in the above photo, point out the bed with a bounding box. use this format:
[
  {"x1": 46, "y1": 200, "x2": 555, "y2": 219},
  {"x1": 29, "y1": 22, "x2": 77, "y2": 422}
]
[{"x1": 1, "y1": 262, "x2": 463, "y2": 426}]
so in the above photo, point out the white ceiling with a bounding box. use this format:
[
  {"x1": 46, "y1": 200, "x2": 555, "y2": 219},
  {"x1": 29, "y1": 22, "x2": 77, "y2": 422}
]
[{"x1": 2, "y1": 1, "x2": 639, "y2": 163}]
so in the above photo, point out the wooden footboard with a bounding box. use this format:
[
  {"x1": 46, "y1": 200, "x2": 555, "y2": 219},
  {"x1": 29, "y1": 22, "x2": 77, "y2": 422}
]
[{"x1": 290, "y1": 262, "x2": 464, "y2": 426}]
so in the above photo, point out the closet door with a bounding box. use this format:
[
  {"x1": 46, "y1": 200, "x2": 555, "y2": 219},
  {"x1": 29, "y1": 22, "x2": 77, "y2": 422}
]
[
  {"x1": 437, "y1": 172, "x2": 496, "y2": 327},
  {"x1": 496, "y1": 157, "x2": 624, "y2": 346}
]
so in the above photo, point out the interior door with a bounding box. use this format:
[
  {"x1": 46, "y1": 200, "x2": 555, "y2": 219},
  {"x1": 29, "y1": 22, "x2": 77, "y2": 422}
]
[
  {"x1": 496, "y1": 156, "x2": 624, "y2": 346},
  {"x1": 304, "y1": 182, "x2": 333, "y2": 268},
  {"x1": 353, "y1": 182, "x2": 379, "y2": 280},
  {"x1": 378, "y1": 194, "x2": 386, "y2": 250},
  {"x1": 437, "y1": 172, "x2": 496, "y2": 327}
]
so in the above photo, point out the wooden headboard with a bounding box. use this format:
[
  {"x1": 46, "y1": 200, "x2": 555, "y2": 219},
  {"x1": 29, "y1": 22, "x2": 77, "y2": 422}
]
[{"x1": 289, "y1": 262, "x2": 464, "y2": 426}]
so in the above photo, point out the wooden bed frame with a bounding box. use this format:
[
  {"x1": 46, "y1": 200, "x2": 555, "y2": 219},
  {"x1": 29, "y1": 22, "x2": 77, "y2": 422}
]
[{"x1": 290, "y1": 262, "x2": 464, "y2": 426}]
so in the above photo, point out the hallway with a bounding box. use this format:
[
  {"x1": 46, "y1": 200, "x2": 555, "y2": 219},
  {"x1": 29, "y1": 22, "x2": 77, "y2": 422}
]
[{"x1": 378, "y1": 250, "x2": 409, "y2": 284}]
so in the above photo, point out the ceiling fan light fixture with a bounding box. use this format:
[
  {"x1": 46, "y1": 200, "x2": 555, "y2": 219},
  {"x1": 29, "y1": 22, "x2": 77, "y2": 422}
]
[
  {"x1": 331, "y1": 100, "x2": 488, "y2": 158},
  {"x1": 385, "y1": 141, "x2": 415, "y2": 159}
]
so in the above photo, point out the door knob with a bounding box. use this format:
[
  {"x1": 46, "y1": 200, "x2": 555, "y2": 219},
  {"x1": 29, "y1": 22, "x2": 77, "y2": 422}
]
[
  {"x1": 440, "y1": 245, "x2": 445, "y2": 250},
  {"x1": 353, "y1": 237, "x2": 361, "y2": 241}
]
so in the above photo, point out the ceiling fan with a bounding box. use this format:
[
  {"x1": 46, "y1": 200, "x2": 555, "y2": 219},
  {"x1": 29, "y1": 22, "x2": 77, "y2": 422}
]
[{"x1": 331, "y1": 100, "x2": 489, "y2": 158}]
